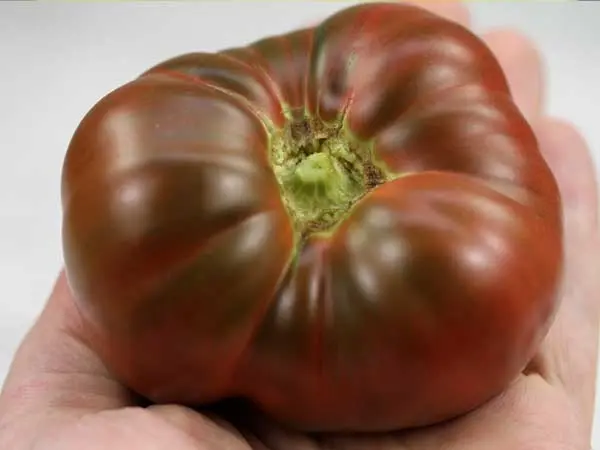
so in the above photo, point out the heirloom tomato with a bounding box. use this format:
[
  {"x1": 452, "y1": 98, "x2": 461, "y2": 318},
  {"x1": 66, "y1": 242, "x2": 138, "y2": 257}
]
[{"x1": 61, "y1": 2, "x2": 563, "y2": 432}]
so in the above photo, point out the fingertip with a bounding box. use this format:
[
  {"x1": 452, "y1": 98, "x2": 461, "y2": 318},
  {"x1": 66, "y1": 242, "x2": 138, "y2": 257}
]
[
  {"x1": 296, "y1": 1, "x2": 471, "y2": 30},
  {"x1": 534, "y1": 117, "x2": 599, "y2": 234},
  {"x1": 401, "y1": 0, "x2": 471, "y2": 27},
  {"x1": 483, "y1": 28, "x2": 545, "y2": 121}
]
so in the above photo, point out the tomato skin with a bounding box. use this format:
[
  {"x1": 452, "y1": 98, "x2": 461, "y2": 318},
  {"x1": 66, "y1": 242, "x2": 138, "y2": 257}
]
[{"x1": 61, "y1": 3, "x2": 563, "y2": 432}]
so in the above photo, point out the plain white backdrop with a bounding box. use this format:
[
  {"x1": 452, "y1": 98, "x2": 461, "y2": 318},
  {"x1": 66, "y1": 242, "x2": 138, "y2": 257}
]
[{"x1": 0, "y1": 0, "x2": 598, "y2": 446}]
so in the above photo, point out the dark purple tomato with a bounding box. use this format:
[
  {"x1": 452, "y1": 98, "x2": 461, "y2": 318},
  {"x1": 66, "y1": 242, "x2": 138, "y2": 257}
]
[{"x1": 61, "y1": 2, "x2": 563, "y2": 432}]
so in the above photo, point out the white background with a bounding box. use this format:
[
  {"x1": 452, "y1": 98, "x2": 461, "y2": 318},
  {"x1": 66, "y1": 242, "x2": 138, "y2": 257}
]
[{"x1": 0, "y1": 0, "x2": 598, "y2": 446}]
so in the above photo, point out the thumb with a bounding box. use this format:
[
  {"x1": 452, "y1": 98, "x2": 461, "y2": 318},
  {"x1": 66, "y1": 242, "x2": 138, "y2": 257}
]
[{"x1": 0, "y1": 271, "x2": 134, "y2": 425}]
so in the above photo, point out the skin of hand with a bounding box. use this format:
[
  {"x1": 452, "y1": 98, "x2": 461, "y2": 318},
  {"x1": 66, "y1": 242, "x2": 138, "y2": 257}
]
[{"x1": 0, "y1": 2, "x2": 598, "y2": 449}]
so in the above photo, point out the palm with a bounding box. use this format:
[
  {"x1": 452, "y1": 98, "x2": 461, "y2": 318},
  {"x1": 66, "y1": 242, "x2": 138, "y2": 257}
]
[
  {"x1": 0, "y1": 374, "x2": 587, "y2": 450},
  {"x1": 245, "y1": 377, "x2": 579, "y2": 450},
  {"x1": 1, "y1": 3, "x2": 598, "y2": 450}
]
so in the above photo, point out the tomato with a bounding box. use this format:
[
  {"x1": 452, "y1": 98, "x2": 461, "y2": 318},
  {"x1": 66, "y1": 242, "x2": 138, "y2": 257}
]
[{"x1": 61, "y1": 2, "x2": 563, "y2": 432}]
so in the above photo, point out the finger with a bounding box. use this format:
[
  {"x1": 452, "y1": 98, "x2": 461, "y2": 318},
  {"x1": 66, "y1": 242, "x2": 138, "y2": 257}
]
[
  {"x1": 534, "y1": 118, "x2": 599, "y2": 237},
  {"x1": 148, "y1": 405, "x2": 252, "y2": 450},
  {"x1": 531, "y1": 117, "x2": 600, "y2": 430},
  {"x1": 236, "y1": 413, "x2": 321, "y2": 450},
  {"x1": 0, "y1": 272, "x2": 133, "y2": 423},
  {"x1": 482, "y1": 29, "x2": 544, "y2": 121},
  {"x1": 297, "y1": 1, "x2": 471, "y2": 30},
  {"x1": 401, "y1": 0, "x2": 471, "y2": 27}
]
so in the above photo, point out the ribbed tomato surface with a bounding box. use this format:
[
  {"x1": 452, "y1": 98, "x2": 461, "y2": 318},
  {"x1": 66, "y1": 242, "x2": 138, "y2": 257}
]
[{"x1": 62, "y1": 3, "x2": 563, "y2": 432}]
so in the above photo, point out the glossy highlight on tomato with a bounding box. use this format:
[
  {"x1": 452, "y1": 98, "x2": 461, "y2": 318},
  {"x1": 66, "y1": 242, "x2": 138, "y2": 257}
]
[{"x1": 61, "y1": 2, "x2": 564, "y2": 432}]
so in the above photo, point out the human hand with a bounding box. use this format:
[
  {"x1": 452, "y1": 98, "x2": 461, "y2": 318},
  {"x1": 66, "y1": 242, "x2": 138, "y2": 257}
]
[{"x1": 1, "y1": 2, "x2": 598, "y2": 449}]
